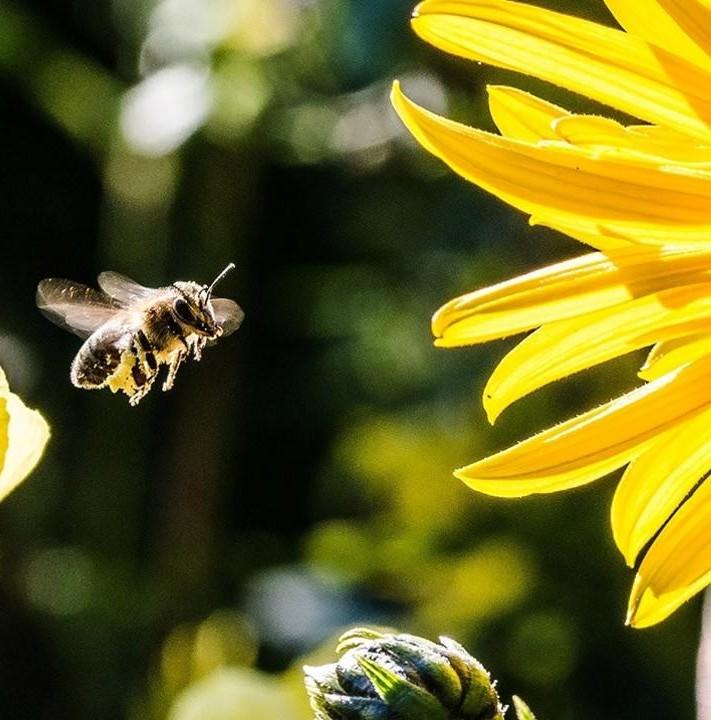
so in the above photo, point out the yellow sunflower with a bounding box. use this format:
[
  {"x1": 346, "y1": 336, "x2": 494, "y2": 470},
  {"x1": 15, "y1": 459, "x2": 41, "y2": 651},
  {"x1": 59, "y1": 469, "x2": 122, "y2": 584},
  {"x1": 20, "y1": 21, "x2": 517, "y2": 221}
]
[{"x1": 391, "y1": 0, "x2": 711, "y2": 628}]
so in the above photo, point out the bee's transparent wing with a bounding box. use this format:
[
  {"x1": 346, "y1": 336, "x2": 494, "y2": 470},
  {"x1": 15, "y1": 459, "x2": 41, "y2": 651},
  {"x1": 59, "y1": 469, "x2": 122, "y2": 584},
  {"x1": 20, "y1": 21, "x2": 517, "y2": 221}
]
[
  {"x1": 36, "y1": 279, "x2": 120, "y2": 338},
  {"x1": 97, "y1": 271, "x2": 156, "y2": 305},
  {"x1": 211, "y1": 298, "x2": 244, "y2": 337}
]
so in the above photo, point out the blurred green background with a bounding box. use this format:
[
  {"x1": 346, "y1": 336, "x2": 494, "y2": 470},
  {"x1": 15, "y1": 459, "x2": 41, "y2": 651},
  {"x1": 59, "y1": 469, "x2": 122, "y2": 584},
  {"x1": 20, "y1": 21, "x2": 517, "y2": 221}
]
[{"x1": 0, "y1": 0, "x2": 700, "y2": 718}]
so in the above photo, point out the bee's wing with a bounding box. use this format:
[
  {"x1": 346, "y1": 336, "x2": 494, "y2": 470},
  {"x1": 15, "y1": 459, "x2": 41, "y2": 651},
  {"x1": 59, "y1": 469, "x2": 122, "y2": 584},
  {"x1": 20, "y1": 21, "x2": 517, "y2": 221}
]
[
  {"x1": 211, "y1": 298, "x2": 244, "y2": 337},
  {"x1": 36, "y1": 279, "x2": 121, "y2": 338},
  {"x1": 97, "y1": 271, "x2": 157, "y2": 305}
]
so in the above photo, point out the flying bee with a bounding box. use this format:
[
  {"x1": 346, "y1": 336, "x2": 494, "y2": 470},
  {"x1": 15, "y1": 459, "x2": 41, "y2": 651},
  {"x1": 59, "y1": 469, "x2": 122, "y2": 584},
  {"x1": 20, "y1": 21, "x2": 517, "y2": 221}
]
[{"x1": 36, "y1": 263, "x2": 244, "y2": 406}]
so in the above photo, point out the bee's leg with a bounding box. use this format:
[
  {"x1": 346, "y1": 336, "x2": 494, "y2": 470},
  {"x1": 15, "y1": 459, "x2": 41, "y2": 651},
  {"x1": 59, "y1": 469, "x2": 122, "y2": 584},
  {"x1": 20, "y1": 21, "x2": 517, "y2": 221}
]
[
  {"x1": 129, "y1": 382, "x2": 153, "y2": 406},
  {"x1": 191, "y1": 337, "x2": 207, "y2": 362},
  {"x1": 127, "y1": 333, "x2": 160, "y2": 405},
  {"x1": 128, "y1": 368, "x2": 158, "y2": 406},
  {"x1": 135, "y1": 330, "x2": 158, "y2": 375},
  {"x1": 162, "y1": 351, "x2": 186, "y2": 392}
]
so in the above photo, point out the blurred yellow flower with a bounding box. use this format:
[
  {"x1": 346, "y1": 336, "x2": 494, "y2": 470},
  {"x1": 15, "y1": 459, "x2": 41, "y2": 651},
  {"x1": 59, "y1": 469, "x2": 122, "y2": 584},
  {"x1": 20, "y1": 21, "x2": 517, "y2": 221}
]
[
  {"x1": 0, "y1": 366, "x2": 48, "y2": 501},
  {"x1": 392, "y1": 0, "x2": 711, "y2": 628}
]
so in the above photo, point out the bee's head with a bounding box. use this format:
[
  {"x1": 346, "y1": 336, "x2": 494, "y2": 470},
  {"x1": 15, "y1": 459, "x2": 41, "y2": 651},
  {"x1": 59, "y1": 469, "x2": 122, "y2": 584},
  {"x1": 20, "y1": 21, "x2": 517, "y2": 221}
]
[
  {"x1": 170, "y1": 264, "x2": 235, "y2": 338},
  {"x1": 171, "y1": 283, "x2": 219, "y2": 336}
]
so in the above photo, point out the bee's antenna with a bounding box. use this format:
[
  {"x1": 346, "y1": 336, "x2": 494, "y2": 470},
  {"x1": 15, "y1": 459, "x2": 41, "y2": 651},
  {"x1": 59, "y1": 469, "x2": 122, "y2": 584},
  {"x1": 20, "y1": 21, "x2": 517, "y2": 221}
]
[{"x1": 206, "y1": 262, "x2": 236, "y2": 298}]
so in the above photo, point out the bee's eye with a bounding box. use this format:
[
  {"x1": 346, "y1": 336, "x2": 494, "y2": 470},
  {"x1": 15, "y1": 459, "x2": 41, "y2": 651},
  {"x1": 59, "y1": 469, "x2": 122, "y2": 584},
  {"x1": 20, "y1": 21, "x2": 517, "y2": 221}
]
[{"x1": 173, "y1": 297, "x2": 195, "y2": 324}]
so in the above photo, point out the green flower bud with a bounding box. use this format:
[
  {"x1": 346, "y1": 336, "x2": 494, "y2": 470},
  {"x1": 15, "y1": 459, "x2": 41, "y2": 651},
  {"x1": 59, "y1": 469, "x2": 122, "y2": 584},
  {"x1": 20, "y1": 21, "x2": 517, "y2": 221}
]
[{"x1": 304, "y1": 628, "x2": 506, "y2": 720}]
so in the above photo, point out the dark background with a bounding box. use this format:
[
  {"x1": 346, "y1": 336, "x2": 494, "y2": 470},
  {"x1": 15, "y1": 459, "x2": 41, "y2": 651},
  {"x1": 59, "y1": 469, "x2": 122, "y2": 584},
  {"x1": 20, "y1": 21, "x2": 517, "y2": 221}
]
[{"x1": 0, "y1": 0, "x2": 699, "y2": 718}]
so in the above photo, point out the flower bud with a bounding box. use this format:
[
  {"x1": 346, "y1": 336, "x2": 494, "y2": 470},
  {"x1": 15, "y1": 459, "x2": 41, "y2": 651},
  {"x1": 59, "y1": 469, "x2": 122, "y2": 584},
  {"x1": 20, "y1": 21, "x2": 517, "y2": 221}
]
[{"x1": 304, "y1": 628, "x2": 505, "y2": 720}]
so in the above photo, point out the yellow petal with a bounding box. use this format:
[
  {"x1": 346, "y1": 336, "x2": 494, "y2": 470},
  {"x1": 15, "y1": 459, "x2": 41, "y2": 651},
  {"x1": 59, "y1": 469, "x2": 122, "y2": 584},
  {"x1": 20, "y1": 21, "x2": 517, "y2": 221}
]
[
  {"x1": 605, "y1": 0, "x2": 711, "y2": 74},
  {"x1": 433, "y1": 245, "x2": 711, "y2": 346},
  {"x1": 553, "y1": 115, "x2": 711, "y2": 163},
  {"x1": 0, "y1": 377, "x2": 8, "y2": 471},
  {"x1": 487, "y1": 85, "x2": 566, "y2": 141},
  {"x1": 552, "y1": 115, "x2": 628, "y2": 148},
  {"x1": 455, "y1": 355, "x2": 711, "y2": 497},
  {"x1": 0, "y1": 368, "x2": 49, "y2": 501},
  {"x1": 483, "y1": 282, "x2": 711, "y2": 422},
  {"x1": 639, "y1": 333, "x2": 711, "y2": 380},
  {"x1": 535, "y1": 220, "x2": 634, "y2": 252},
  {"x1": 391, "y1": 83, "x2": 711, "y2": 245},
  {"x1": 627, "y1": 473, "x2": 711, "y2": 628},
  {"x1": 411, "y1": 0, "x2": 711, "y2": 139},
  {"x1": 434, "y1": 253, "x2": 622, "y2": 345},
  {"x1": 627, "y1": 124, "x2": 693, "y2": 142},
  {"x1": 611, "y1": 405, "x2": 711, "y2": 567},
  {"x1": 487, "y1": 86, "x2": 711, "y2": 165}
]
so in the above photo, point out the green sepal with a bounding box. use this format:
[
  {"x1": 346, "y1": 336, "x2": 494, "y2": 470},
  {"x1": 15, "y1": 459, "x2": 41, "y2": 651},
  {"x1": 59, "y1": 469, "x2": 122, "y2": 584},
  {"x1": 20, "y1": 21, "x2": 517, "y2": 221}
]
[
  {"x1": 321, "y1": 693, "x2": 393, "y2": 720},
  {"x1": 512, "y1": 696, "x2": 537, "y2": 720},
  {"x1": 338, "y1": 628, "x2": 387, "y2": 654},
  {"x1": 439, "y1": 638, "x2": 504, "y2": 719},
  {"x1": 378, "y1": 636, "x2": 463, "y2": 710},
  {"x1": 357, "y1": 655, "x2": 449, "y2": 720}
]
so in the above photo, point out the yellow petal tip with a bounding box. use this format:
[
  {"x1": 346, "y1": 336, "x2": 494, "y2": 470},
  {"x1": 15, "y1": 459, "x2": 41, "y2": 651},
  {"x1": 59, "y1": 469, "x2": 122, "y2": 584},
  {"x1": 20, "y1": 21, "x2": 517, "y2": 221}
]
[
  {"x1": 453, "y1": 466, "x2": 478, "y2": 491},
  {"x1": 624, "y1": 606, "x2": 636, "y2": 627},
  {"x1": 625, "y1": 611, "x2": 649, "y2": 630},
  {"x1": 482, "y1": 394, "x2": 501, "y2": 425},
  {"x1": 390, "y1": 80, "x2": 410, "y2": 121},
  {"x1": 625, "y1": 591, "x2": 646, "y2": 628},
  {"x1": 625, "y1": 577, "x2": 657, "y2": 629}
]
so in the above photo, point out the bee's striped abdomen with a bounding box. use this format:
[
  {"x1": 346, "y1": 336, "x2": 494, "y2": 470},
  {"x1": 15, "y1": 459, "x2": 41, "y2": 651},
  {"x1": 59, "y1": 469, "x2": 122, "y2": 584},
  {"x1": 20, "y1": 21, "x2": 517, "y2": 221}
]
[{"x1": 71, "y1": 327, "x2": 133, "y2": 388}]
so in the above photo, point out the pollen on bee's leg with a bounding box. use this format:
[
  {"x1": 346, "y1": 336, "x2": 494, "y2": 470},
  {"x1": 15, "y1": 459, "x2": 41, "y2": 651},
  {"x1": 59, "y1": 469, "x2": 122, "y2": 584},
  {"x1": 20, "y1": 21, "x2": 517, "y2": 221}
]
[{"x1": 106, "y1": 350, "x2": 141, "y2": 397}]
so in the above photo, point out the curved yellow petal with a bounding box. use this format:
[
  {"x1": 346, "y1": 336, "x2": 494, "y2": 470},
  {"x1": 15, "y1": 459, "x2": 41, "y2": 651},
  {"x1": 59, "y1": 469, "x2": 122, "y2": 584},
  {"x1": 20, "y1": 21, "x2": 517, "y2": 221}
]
[
  {"x1": 553, "y1": 115, "x2": 711, "y2": 163},
  {"x1": 553, "y1": 115, "x2": 628, "y2": 147},
  {"x1": 455, "y1": 355, "x2": 711, "y2": 497},
  {"x1": 433, "y1": 246, "x2": 711, "y2": 346},
  {"x1": 483, "y1": 282, "x2": 711, "y2": 422},
  {"x1": 434, "y1": 252, "x2": 623, "y2": 345},
  {"x1": 605, "y1": 0, "x2": 711, "y2": 73},
  {"x1": 627, "y1": 571, "x2": 711, "y2": 628},
  {"x1": 538, "y1": 222, "x2": 634, "y2": 251},
  {"x1": 639, "y1": 332, "x2": 711, "y2": 380},
  {"x1": 411, "y1": 0, "x2": 711, "y2": 139},
  {"x1": 487, "y1": 85, "x2": 566, "y2": 141},
  {"x1": 391, "y1": 83, "x2": 711, "y2": 244},
  {"x1": 0, "y1": 378, "x2": 8, "y2": 472},
  {"x1": 485, "y1": 88, "x2": 711, "y2": 167},
  {"x1": 628, "y1": 124, "x2": 692, "y2": 142},
  {"x1": 456, "y1": 89, "x2": 640, "y2": 248},
  {"x1": 536, "y1": 220, "x2": 634, "y2": 252},
  {"x1": 0, "y1": 368, "x2": 49, "y2": 501},
  {"x1": 612, "y1": 404, "x2": 711, "y2": 568},
  {"x1": 627, "y1": 474, "x2": 711, "y2": 628}
]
